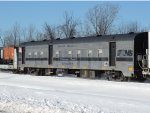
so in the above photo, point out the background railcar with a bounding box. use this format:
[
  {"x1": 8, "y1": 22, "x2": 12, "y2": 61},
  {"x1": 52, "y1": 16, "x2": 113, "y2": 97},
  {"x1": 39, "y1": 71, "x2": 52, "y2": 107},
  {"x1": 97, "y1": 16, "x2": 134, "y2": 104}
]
[
  {"x1": 3, "y1": 47, "x2": 15, "y2": 64},
  {"x1": 19, "y1": 40, "x2": 53, "y2": 75},
  {"x1": 0, "y1": 46, "x2": 18, "y2": 70}
]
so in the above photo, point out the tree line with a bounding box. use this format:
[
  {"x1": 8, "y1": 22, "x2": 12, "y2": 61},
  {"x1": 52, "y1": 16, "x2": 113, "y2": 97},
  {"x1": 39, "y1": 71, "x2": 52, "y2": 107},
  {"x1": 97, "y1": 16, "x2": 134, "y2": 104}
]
[{"x1": 0, "y1": 3, "x2": 147, "y2": 47}]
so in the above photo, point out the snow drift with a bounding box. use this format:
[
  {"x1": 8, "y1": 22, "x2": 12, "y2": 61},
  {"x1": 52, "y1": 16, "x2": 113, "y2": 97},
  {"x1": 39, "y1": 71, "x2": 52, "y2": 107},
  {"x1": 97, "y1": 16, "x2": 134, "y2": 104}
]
[{"x1": 0, "y1": 72, "x2": 150, "y2": 113}]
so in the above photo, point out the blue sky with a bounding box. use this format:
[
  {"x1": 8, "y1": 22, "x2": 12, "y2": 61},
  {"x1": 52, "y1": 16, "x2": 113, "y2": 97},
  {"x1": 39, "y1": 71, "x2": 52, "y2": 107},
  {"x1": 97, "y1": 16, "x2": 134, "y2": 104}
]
[{"x1": 0, "y1": 1, "x2": 150, "y2": 33}]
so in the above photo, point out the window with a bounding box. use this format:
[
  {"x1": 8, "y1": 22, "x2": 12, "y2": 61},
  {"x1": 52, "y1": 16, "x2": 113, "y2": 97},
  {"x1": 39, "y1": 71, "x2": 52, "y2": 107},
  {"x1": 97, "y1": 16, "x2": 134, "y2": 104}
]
[
  {"x1": 68, "y1": 51, "x2": 72, "y2": 55},
  {"x1": 28, "y1": 52, "x2": 31, "y2": 56},
  {"x1": 76, "y1": 50, "x2": 81, "y2": 59},
  {"x1": 88, "y1": 50, "x2": 92, "y2": 54},
  {"x1": 34, "y1": 52, "x2": 37, "y2": 56},
  {"x1": 77, "y1": 50, "x2": 81, "y2": 57},
  {"x1": 77, "y1": 50, "x2": 81, "y2": 55},
  {"x1": 40, "y1": 51, "x2": 43, "y2": 55},
  {"x1": 98, "y1": 49, "x2": 102, "y2": 54},
  {"x1": 88, "y1": 50, "x2": 92, "y2": 57},
  {"x1": 56, "y1": 51, "x2": 59, "y2": 57},
  {"x1": 98, "y1": 49, "x2": 102, "y2": 56},
  {"x1": 68, "y1": 51, "x2": 72, "y2": 58},
  {"x1": 56, "y1": 51, "x2": 59, "y2": 55},
  {"x1": 19, "y1": 47, "x2": 22, "y2": 53}
]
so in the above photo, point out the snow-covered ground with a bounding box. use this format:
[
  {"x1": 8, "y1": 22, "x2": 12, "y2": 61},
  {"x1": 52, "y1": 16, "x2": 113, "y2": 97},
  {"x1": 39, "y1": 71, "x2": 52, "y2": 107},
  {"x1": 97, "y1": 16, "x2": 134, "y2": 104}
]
[{"x1": 0, "y1": 72, "x2": 150, "y2": 113}]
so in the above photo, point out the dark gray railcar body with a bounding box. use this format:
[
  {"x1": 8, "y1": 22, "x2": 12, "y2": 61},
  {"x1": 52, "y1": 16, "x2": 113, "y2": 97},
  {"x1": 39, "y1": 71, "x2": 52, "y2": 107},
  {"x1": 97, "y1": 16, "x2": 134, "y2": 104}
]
[
  {"x1": 52, "y1": 32, "x2": 148, "y2": 77},
  {"x1": 18, "y1": 40, "x2": 53, "y2": 71},
  {"x1": 18, "y1": 32, "x2": 148, "y2": 78}
]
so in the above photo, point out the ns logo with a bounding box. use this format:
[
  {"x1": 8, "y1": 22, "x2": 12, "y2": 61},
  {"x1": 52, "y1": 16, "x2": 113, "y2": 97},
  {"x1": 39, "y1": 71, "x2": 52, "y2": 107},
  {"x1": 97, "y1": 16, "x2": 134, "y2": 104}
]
[{"x1": 117, "y1": 50, "x2": 133, "y2": 57}]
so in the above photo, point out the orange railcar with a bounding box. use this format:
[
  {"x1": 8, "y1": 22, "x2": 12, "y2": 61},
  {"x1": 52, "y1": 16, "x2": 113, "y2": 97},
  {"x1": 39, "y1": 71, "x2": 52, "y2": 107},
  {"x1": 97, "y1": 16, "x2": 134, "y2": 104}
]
[{"x1": 3, "y1": 47, "x2": 14, "y2": 60}]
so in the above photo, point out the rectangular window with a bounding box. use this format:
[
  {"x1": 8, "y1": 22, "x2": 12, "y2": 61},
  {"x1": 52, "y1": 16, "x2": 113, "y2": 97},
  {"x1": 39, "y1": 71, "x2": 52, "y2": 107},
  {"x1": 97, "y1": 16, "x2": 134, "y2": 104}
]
[
  {"x1": 40, "y1": 51, "x2": 44, "y2": 55},
  {"x1": 88, "y1": 50, "x2": 92, "y2": 57},
  {"x1": 68, "y1": 50, "x2": 72, "y2": 54},
  {"x1": 98, "y1": 49, "x2": 102, "y2": 57},
  {"x1": 56, "y1": 51, "x2": 59, "y2": 58},
  {"x1": 34, "y1": 52, "x2": 37, "y2": 56},
  {"x1": 68, "y1": 51, "x2": 72, "y2": 57},
  {"x1": 77, "y1": 50, "x2": 81, "y2": 54},
  {"x1": 77, "y1": 50, "x2": 81, "y2": 57}
]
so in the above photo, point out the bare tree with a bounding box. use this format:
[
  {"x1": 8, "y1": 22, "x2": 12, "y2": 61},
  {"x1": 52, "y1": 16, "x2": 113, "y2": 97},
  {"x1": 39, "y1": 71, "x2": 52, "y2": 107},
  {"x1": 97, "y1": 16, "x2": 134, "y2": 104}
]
[
  {"x1": 1, "y1": 23, "x2": 21, "y2": 47},
  {"x1": 21, "y1": 27, "x2": 28, "y2": 42},
  {"x1": 127, "y1": 21, "x2": 138, "y2": 33},
  {"x1": 0, "y1": 36, "x2": 4, "y2": 47},
  {"x1": 21, "y1": 25, "x2": 43, "y2": 42},
  {"x1": 0, "y1": 29, "x2": 4, "y2": 47},
  {"x1": 117, "y1": 21, "x2": 144, "y2": 34},
  {"x1": 26, "y1": 24, "x2": 36, "y2": 41},
  {"x1": 35, "y1": 31, "x2": 44, "y2": 41},
  {"x1": 43, "y1": 23, "x2": 56, "y2": 40},
  {"x1": 87, "y1": 3, "x2": 119, "y2": 35},
  {"x1": 3, "y1": 31, "x2": 14, "y2": 46},
  {"x1": 61, "y1": 11, "x2": 78, "y2": 38},
  {"x1": 12, "y1": 23, "x2": 21, "y2": 46},
  {"x1": 12, "y1": 23, "x2": 21, "y2": 45},
  {"x1": 82, "y1": 21, "x2": 95, "y2": 37},
  {"x1": 55, "y1": 26, "x2": 63, "y2": 39}
]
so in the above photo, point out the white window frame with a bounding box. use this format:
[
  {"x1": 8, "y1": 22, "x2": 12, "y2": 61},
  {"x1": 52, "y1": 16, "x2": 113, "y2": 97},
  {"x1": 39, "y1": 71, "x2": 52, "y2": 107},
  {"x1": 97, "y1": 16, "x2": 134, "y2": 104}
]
[
  {"x1": 34, "y1": 52, "x2": 37, "y2": 56},
  {"x1": 88, "y1": 50, "x2": 92, "y2": 57},
  {"x1": 56, "y1": 51, "x2": 59, "y2": 58}
]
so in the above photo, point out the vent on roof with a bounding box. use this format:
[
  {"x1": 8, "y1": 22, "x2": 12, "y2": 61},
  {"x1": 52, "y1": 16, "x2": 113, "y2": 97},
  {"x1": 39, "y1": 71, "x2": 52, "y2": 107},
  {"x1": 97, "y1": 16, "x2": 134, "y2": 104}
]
[
  {"x1": 43, "y1": 39, "x2": 47, "y2": 41},
  {"x1": 56, "y1": 38, "x2": 60, "y2": 40},
  {"x1": 97, "y1": 34, "x2": 102, "y2": 37},
  {"x1": 30, "y1": 40, "x2": 35, "y2": 42},
  {"x1": 129, "y1": 32, "x2": 134, "y2": 34},
  {"x1": 70, "y1": 37, "x2": 75, "y2": 39}
]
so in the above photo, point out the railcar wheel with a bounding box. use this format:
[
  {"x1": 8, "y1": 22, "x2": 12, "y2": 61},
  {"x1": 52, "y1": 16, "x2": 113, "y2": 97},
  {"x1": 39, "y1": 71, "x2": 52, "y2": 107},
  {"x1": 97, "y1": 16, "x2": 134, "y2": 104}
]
[
  {"x1": 23, "y1": 68, "x2": 28, "y2": 74},
  {"x1": 12, "y1": 70, "x2": 18, "y2": 74},
  {"x1": 115, "y1": 72, "x2": 125, "y2": 82},
  {"x1": 56, "y1": 69, "x2": 65, "y2": 77},
  {"x1": 106, "y1": 71, "x2": 125, "y2": 82},
  {"x1": 137, "y1": 77, "x2": 146, "y2": 82},
  {"x1": 107, "y1": 75, "x2": 113, "y2": 81}
]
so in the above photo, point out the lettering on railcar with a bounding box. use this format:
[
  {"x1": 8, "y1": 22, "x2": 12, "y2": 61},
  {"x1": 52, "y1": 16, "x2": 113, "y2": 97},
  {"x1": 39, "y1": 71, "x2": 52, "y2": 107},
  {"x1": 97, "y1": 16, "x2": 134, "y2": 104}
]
[
  {"x1": 57, "y1": 45, "x2": 76, "y2": 48},
  {"x1": 117, "y1": 50, "x2": 133, "y2": 57}
]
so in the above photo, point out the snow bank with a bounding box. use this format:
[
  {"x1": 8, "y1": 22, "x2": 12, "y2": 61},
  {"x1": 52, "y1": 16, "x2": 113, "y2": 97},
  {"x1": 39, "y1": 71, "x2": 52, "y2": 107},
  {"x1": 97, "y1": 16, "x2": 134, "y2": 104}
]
[
  {"x1": 0, "y1": 86, "x2": 102, "y2": 113},
  {"x1": 0, "y1": 72, "x2": 150, "y2": 113}
]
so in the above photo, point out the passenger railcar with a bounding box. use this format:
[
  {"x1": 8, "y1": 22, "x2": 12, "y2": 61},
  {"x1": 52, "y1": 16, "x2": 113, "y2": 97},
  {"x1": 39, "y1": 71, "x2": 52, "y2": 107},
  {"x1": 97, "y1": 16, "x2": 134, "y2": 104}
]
[
  {"x1": 17, "y1": 32, "x2": 148, "y2": 81},
  {"x1": 18, "y1": 40, "x2": 53, "y2": 75},
  {"x1": 52, "y1": 32, "x2": 147, "y2": 80}
]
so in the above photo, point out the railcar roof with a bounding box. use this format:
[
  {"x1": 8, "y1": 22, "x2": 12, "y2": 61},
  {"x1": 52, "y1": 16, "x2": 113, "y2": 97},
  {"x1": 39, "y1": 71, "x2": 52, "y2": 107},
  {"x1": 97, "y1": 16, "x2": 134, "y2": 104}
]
[
  {"x1": 53, "y1": 32, "x2": 147, "y2": 44},
  {"x1": 20, "y1": 32, "x2": 147, "y2": 46},
  {"x1": 20, "y1": 40, "x2": 52, "y2": 46}
]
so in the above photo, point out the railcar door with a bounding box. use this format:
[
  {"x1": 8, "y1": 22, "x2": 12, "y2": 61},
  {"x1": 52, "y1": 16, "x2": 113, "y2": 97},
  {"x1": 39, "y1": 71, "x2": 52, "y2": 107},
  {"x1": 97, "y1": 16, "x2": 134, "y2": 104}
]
[
  {"x1": 49, "y1": 45, "x2": 53, "y2": 64},
  {"x1": 109, "y1": 42, "x2": 116, "y2": 66},
  {"x1": 22, "y1": 47, "x2": 25, "y2": 64}
]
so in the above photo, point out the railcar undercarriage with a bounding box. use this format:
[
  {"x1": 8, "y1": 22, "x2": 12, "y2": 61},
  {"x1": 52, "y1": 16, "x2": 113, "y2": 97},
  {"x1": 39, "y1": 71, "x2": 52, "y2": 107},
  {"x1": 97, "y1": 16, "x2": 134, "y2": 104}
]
[{"x1": 19, "y1": 67, "x2": 145, "y2": 82}]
